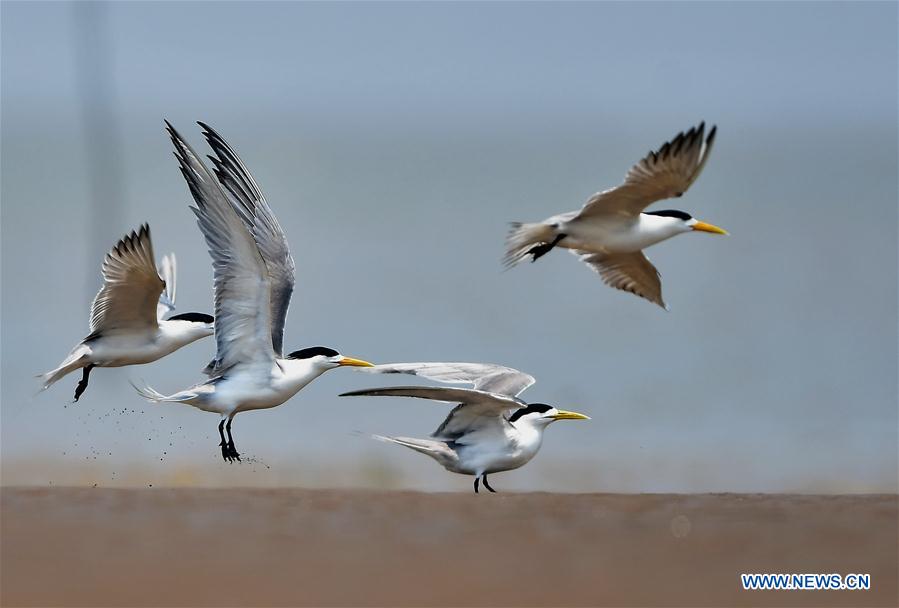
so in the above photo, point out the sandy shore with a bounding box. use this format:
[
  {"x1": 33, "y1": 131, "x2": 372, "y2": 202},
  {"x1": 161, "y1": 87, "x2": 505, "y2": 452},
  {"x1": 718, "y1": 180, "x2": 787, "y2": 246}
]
[{"x1": 2, "y1": 488, "x2": 896, "y2": 607}]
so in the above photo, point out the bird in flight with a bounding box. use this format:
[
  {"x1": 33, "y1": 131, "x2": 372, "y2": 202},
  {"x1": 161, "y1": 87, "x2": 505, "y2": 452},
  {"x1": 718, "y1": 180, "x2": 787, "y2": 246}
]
[
  {"x1": 504, "y1": 122, "x2": 727, "y2": 309},
  {"x1": 39, "y1": 225, "x2": 214, "y2": 401},
  {"x1": 341, "y1": 362, "x2": 589, "y2": 493},
  {"x1": 133, "y1": 121, "x2": 373, "y2": 462}
]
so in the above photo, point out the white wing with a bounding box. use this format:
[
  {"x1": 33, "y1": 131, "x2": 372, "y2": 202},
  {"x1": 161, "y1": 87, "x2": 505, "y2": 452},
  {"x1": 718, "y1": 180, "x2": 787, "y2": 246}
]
[
  {"x1": 366, "y1": 362, "x2": 535, "y2": 397},
  {"x1": 156, "y1": 253, "x2": 177, "y2": 320},
  {"x1": 88, "y1": 224, "x2": 164, "y2": 335},
  {"x1": 578, "y1": 123, "x2": 716, "y2": 219},
  {"x1": 167, "y1": 121, "x2": 275, "y2": 374},
  {"x1": 340, "y1": 385, "x2": 525, "y2": 442},
  {"x1": 199, "y1": 122, "x2": 296, "y2": 358},
  {"x1": 575, "y1": 250, "x2": 666, "y2": 309}
]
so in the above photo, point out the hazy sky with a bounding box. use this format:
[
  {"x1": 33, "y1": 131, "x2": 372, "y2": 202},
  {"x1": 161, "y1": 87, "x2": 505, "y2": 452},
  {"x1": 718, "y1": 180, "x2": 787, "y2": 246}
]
[{"x1": 2, "y1": 1, "x2": 896, "y2": 492}]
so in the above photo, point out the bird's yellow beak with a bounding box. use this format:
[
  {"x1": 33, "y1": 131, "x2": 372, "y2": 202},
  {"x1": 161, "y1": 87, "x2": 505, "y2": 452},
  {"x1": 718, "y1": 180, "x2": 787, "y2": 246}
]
[
  {"x1": 338, "y1": 356, "x2": 375, "y2": 368},
  {"x1": 551, "y1": 409, "x2": 591, "y2": 421},
  {"x1": 691, "y1": 220, "x2": 729, "y2": 235}
]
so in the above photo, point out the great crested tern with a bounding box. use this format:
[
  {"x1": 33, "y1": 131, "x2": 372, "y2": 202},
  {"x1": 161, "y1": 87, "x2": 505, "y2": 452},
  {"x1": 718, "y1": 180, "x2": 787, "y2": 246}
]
[
  {"x1": 133, "y1": 121, "x2": 373, "y2": 462},
  {"x1": 341, "y1": 362, "x2": 589, "y2": 493},
  {"x1": 504, "y1": 122, "x2": 727, "y2": 309},
  {"x1": 39, "y1": 224, "x2": 214, "y2": 401}
]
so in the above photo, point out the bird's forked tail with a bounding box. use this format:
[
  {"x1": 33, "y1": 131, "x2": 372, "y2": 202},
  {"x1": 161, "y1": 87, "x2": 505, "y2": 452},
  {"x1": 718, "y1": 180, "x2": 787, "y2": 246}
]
[
  {"x1": 371, "y1": 434, "x2": 459, "y2": 468},
  {"x1": 36, "y1": 345, "x2": 90, "y2": 392},
  {"x1": 129, "y1": 379, "x2": 192, "y2": 403},
  {"x1": 503, "y1": 222, "x2": 558, "y2": 268}
]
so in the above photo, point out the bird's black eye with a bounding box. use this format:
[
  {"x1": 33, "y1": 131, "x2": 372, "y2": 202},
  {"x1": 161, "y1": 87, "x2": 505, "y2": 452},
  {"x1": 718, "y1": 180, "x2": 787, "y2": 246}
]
[
  {"x1": 508, "y1": 403, "x2": 552, "y2": 422},
  {"x1": 645, "y1": 209, "x2": 692, "y2": 221},
  {"x1": 169, "y1": 312, "x2": 214, "y2": 324},
  {"x1": 287, "y1": 346, "x2": 339, "y2": 360}
]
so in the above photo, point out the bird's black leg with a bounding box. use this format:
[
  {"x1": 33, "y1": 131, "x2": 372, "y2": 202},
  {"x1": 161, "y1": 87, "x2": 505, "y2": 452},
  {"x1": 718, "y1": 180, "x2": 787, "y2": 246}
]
[
  {"x1": 527, "y1": 233, "x2": 566, "y2": 262},
  {"x1": 218, "y1": 419, "x2": 231, "y2": 462},
  {"x1": 73, "y1": 364, "x2": 95, "y2": 403},
  {"x1": 225, "y1": 417, "x2": 240, "y2": 462},
  {"x1": 474, "y1": 477, "x2": 480, "y2": 494},
  {"x1": 482, "y1": 474, "x2": 497, "y2": 493}
]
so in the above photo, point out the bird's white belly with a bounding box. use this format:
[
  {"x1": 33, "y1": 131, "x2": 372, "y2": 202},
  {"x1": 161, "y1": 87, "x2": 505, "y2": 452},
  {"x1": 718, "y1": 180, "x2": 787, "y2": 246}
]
[
  {"x1": 88, "y1": 331, "x2": 175, "y2": 367},
  {"x1": 455, "y1": 440, "x2": 539, "y2": 475},
  {"x1": 210, "y1": 369, "x2": 317, "y2": 415},
  {"x1": 560, "y1": 216, "x2": 669, "y2": 254},
  {"x1": 209, "y1": 383, "x2": 284, "y2": 413}
]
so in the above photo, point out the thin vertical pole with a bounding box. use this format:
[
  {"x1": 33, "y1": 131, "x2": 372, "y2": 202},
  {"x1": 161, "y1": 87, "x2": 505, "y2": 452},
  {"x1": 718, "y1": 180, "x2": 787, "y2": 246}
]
[{"x1": 72, "y1": 1, "x2": 125, "y2": 299}]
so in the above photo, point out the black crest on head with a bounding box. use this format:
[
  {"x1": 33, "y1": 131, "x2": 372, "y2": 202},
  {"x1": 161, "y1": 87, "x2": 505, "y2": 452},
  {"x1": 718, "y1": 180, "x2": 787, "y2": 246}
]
[
  {"x1": 645, "y1": 209, "x2": 692, "y2": 221},
  {"x1": 169, "y1": 312, "x2": 214, "y2": 324},
  {"x1": 508, "y1": 403, "x2": 552, "y2": 423},
  {"x1": 287, "y1": 346, "x2": 339, "y2": 360}
]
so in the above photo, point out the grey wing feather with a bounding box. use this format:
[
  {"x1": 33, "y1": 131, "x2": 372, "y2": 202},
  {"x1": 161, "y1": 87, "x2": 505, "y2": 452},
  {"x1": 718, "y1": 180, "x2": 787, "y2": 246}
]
[
  {"x1": 199, "y1": 122, "x2": 296, "y2": 357},
  {"x1": 340, "y1": 385, "x2": 524, "y2": 441},
  {"x1": 89, "y1": 224, "x2": 164, "y2": 334},
  {"x1": 166, "y1": 121, "x2": 275, "y2": 373},
  {"x1": 156, "y1": 253, "x2": 177, "y2": 320},
  {"x1": 575, "y1": 249, "x2": 666, "y2": 309},
  {"x1": 579, "y1": 123, "x2": 716, "y2": 219},
  {"x1": 365, "y1": 362, "x2": 536, "y2": 397}
]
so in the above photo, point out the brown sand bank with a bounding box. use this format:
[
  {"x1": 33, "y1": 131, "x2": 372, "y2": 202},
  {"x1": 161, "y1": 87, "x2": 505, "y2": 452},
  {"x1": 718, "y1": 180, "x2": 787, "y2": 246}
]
[{"x1": 1, "y1": 488, "x2": 896, "y2": 607}]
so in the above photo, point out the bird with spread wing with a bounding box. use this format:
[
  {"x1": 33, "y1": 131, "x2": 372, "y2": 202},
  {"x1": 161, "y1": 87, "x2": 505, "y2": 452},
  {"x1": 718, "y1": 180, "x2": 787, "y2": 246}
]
[
  {"x1": 504, "y1": 122, "x2": 727, "y2": 309},
  {"x1": 39, "y1": 225, "x2": 214, "y2": 401},
  {"x1": 133, "y1": 122, "x2": 373, "y2": 462},
  {"x1": 341, "y1": 362, "x2": 589, "y2": 493}
]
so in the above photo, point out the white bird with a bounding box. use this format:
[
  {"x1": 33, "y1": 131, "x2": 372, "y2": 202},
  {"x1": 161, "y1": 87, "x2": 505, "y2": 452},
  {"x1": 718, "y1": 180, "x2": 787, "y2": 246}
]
[
  {"x1": 133, "y1": 121, "x2": 373, "y2": 462},
  {"x1": 341, "y1": 362, "x2": 589, "y2": 493},
  {"x1": 504, "y1": 122, "x2": 728, "y2": 309},
  {"x1": 39, "y1": 225, "x2": 214, "y2": 402}
]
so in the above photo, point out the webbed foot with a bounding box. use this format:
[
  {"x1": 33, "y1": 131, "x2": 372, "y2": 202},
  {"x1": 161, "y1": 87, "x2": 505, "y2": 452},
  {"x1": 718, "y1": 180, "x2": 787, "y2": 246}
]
[
  {"x1": 73, "y1": 364, "x2": 95, "y2": 402},
  {"x1": 527, "y1": 234, "x2": 565, "y2": 262},
  {"x1": 225, "y1": 440, "x2": 241, "y2": 462}
]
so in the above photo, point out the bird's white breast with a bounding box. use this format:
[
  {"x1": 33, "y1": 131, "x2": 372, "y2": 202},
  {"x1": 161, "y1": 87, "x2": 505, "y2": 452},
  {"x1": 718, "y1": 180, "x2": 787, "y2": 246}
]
[{"x1": 454, "y1": 423, "x2": 544, "y2": 475}]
